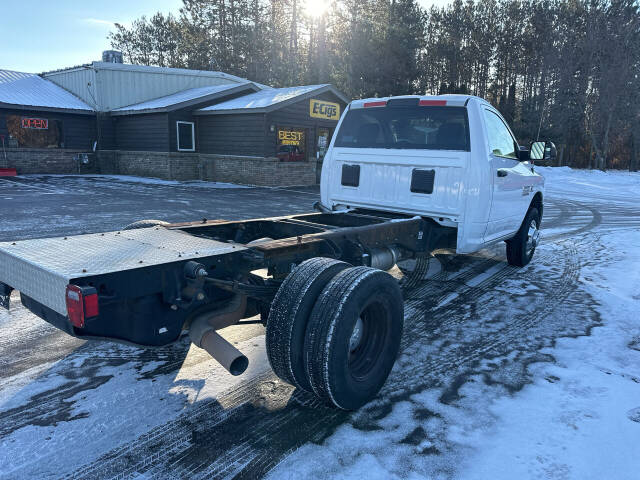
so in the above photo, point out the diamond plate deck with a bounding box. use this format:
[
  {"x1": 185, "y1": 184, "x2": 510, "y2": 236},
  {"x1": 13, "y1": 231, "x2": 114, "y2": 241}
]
[{"x1": 0, "y1": 227, "x2": 245, "y2": 315}]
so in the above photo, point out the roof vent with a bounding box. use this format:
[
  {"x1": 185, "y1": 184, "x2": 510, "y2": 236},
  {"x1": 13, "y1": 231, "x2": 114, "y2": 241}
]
[{"x1": 102, "y1": 50, "x2": 123, "y2": 64}]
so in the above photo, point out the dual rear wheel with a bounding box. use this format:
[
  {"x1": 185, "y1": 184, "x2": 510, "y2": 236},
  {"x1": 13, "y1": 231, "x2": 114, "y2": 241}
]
[{"x1": 266, "y1": 258, "x2": 403, "y2": 410}]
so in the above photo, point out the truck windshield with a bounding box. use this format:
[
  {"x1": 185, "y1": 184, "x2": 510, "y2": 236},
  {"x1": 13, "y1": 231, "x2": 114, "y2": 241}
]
[{"x1": 334, "y1": 105, "x2": 470, "y2": 151}]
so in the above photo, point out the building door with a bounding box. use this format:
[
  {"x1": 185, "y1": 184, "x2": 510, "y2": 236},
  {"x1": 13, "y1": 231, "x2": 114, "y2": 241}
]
[
  {"x1": 316, "y1": 127, "x2": 331, "y2": 160},
  {"x1": 315, "y1": 127, "x2": 333, "y2": 183}
]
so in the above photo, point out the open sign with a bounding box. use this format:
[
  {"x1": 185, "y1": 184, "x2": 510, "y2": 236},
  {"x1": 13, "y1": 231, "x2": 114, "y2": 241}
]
[{"x1": 21, "y1": 117, "x2": 49, "y2": 129}]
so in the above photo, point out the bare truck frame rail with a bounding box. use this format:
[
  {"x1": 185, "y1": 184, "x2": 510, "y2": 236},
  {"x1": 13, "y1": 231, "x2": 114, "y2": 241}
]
[{"x1": 0, "y1": 209, "x2": 456, "y2": 410}]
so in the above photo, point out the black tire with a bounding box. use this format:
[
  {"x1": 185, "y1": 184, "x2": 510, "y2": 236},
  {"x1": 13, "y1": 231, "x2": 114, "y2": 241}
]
[
  {"x1": 506, "y1": 207, "x2": 541, "y2": 267},
  {"x1": 122, "y1": 219, "x2": 170, "y2": 230},
  {"x1": 304, "y1": 267, "x2": 404, "y2": 410},
  {"x1": 266, "y1": 258, "x2": 350, "y2": 392}
]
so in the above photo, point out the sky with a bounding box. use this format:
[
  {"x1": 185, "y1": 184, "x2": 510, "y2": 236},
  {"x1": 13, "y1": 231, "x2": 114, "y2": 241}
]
[{"x1": 0, "y1": 0, "x2": 449, "y2": 74}]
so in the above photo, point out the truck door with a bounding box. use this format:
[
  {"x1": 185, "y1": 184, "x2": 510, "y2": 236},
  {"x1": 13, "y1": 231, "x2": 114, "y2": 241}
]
[{"x1": 482, "y1": 108, "x2": 528, "y2": 242}]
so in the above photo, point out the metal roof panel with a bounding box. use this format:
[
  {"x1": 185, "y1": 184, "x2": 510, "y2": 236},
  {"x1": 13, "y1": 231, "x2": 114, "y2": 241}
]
[
  {"x1": 111, "y1": 83, "x2": 258, "y2": 114},
  {"x1": 196, "y1": 84, "x2": 336, "y2": 114},
  {"x1": 0, "y1": 69, "x2": 94, "y2": 112}
]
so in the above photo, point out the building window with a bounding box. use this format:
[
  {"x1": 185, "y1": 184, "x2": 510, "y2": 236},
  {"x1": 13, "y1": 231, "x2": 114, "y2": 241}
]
[
  {"x1": 277, "y1": 127, "x2": 306, "y2": 159},
  {"x1": 177, "y1": 121, "x2": 195, "y2": 152},
  {"x1": 6, "y1": 114, "x2": 63, "y2": 148}
]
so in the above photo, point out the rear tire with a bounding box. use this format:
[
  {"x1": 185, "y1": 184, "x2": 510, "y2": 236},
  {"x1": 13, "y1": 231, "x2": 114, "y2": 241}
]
[
  {"x1": 506, "y1": 207, "x2": 541, "y2": 267},
  {"x1": 266, "y1": 258, "x2": 350, "y2": 392},
  {"x1": 122, "y1": 219, "x2": 170, "y2": 230},
  {"x1": 304, "y1": 267, "x2": 404, "y2": 410}
]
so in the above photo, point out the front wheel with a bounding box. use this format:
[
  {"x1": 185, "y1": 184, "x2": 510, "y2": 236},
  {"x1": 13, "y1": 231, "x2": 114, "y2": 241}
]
[{"x1": 506, "y1": 207, "x2": 541, "y2": 267}]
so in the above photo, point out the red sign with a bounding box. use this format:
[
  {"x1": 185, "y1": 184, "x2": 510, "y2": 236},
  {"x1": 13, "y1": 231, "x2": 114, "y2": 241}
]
[{"x1": 21, "y1": 117, "x2": 48, "y2": 129}]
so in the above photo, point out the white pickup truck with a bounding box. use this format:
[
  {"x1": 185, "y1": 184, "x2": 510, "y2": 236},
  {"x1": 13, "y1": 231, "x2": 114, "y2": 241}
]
[
  {"x1": 0, "y1": 95, "x2": 554, "y2": 410},
  {"x1": 321, "y1": 94, "x2": 550, "y2": 266}
]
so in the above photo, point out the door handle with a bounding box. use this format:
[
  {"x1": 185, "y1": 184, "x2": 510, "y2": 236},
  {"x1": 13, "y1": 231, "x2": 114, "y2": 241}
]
[{"x1": 497, "y1": 170, "x2": 508, "y2": 177}]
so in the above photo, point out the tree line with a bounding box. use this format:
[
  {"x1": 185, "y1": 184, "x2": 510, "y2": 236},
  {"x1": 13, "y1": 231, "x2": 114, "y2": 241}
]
[{"x1": 109, "y1": 0, "x2": 640, "y2": 170}]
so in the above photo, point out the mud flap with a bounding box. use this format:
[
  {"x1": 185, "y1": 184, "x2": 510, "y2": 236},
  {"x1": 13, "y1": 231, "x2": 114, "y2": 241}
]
[{"x1": 0, "y1": 282, "x2": 13, "y2": 310}]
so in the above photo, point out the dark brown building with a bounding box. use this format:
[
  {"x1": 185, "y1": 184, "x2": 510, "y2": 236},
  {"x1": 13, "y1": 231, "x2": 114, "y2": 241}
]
[
  {"x1": 0, "y1": 69, "x2": 96, "y2": 173},
  {"x1": 195, "y1": 84, "x2": 348, "y2": 162},
  {"x1": 1, "y1": 62, "x2": 349, "y2": 185}
]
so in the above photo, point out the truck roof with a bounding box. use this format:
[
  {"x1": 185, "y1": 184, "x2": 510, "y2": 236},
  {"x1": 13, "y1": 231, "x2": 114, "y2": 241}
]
[{"x1": 349, "y1": 94, "x2": 490, "y2": 109}]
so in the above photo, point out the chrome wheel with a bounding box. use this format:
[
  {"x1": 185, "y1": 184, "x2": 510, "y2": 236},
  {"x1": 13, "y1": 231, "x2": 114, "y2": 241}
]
[{"x1": 526, "y1": 219, "x2": 540, "y2": 256}]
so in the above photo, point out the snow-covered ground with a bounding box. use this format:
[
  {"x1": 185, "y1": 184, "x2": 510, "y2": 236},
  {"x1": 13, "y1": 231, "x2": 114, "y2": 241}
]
[
  {"x1": 0, "y1": 167, "x2": 639, "y2": 479},
  {"x1": 540, "y1": 166, "x2": 640, "y2": 203},
  {"x1": 266, "y1": 167, "x2": 640, "y2": 480},
  {"x1": 267, "y1": 232, "x2": 640, "y2": 480}
]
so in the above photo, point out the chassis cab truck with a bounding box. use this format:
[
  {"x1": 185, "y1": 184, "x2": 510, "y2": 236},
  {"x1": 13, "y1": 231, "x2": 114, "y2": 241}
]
[{"x1": 0, "y1": 95, "x2": 551, "y2": 410}]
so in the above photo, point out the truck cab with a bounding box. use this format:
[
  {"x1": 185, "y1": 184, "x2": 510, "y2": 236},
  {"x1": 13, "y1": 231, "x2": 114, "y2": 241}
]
[{"x1": 320, "y1": 94, "x2": 546, "y2": 255}]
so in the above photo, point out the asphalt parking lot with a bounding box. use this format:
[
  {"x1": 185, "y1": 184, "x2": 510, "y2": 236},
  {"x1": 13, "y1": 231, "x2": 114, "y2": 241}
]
[{"x1": 0, "y1": 175, "x2": 319, "y2": 242}]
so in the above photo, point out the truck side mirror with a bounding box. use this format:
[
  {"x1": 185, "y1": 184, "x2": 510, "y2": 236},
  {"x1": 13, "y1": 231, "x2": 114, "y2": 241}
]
[{"x1": 530, "y1": 140, "x2": 557, "y2": 164}]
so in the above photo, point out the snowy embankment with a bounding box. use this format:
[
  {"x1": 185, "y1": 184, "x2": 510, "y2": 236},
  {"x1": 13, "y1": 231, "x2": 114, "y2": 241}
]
[
  {"x1": 267, "y1": 167, "x2": 640, "y2": 480},
  {"x1": 538, "y1": 166, "x2": 640, "y2": 203}
]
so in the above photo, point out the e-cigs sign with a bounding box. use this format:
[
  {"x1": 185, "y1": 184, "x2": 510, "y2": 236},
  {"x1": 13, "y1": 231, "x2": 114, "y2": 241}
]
[{"x1": 21, "y1": 117, "x2": 48, "y2": 129}]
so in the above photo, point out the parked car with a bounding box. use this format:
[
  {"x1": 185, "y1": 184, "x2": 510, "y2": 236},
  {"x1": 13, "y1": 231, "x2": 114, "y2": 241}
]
[{"x1": 276, "y1": 144, "x2": 305, "y2": 161}]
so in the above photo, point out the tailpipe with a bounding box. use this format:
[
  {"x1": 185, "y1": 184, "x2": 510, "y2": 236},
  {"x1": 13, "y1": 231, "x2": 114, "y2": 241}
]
[
  {"x1": 189, "y1": 295, "x2": 249, "y2": 376},
  {"x1": 190, "y1": 319, "x2": 248, "y2": 376}
]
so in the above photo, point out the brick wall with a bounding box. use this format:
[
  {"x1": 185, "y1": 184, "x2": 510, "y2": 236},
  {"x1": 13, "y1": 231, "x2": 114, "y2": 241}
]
[
  {"x1": 201, "y1": 154, "x2": 317, "y2": 186},
  {"x1": 97, "y1": 150, "x2": 317, "y2": 186},
  {"x1": 1, "y1": 148, "x2": 98, "y2": 174},
  {"x1": 2, "y1": 148, "x2": 315, "y2": 186}
]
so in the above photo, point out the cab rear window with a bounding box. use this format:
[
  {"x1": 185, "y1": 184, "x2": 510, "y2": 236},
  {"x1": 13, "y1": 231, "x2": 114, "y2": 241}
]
[{"x1": 334, "y1": 105, "x2": 470, "y2": 151}]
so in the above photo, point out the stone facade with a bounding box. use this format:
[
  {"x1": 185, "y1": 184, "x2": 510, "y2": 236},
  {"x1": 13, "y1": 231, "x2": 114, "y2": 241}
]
[
  {"x1": 1, "y1": 148, "x2": 318, "y2": 186},
  {"x1": 97, "y1": 150, "x2": 317, "y2": 186},
  {"x1": 97, "y1": 151, "x2": 201, "y2": 181},
  {"x1": 0, "y1": 148, "x2": 98, "y2": 174},
  {"x1": 201, "y1": 154, "x2": 317, "y2": 186}
]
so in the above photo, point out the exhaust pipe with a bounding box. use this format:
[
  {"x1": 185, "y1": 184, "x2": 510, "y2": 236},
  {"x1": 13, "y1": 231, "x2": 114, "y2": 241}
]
[
  {"x1": 189, "y1": 295, "x2": 249, "y2": 376},
  {"x1": 190, "y1": 324, "x2": 249, "y2": 376}
]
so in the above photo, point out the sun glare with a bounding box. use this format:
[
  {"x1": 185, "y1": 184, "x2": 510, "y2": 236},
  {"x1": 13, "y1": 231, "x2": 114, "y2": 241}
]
[{"x1": 304, "y1": 0, "x2": 330, "y2": 18}]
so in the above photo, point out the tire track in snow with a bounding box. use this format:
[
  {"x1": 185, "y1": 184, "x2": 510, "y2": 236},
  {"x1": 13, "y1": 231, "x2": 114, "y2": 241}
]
[
  {"x1": 6, "y1": 199, "x2": 600, "y2": 479},
  {"x1": 63, "y1": 253, "x2": 506, "y2": 479},
  {"x1": 64, "y1": 238, "x2": 582, "y2": 480}
]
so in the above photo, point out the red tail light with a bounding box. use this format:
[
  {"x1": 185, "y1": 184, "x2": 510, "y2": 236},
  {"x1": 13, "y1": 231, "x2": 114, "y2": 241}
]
[
  {"x1": 363, "y1": 101, "x2": 387, "y2": 108},
  {"x1": 419, "y1": 100, "x2": 447, "y2": 106},
  {"x1": 66, "y1": 285, "x2": 99, "y2": 328}
]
